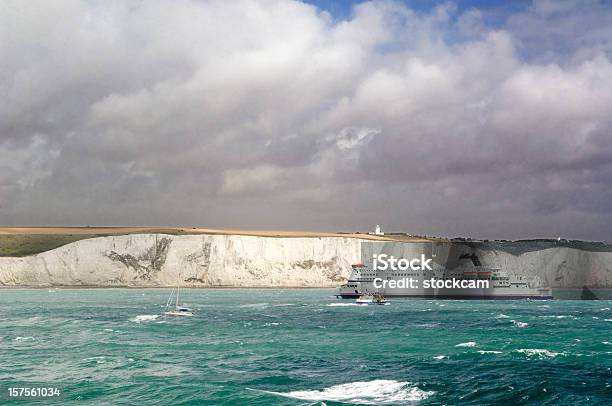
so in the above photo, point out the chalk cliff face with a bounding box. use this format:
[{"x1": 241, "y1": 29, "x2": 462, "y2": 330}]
[
  {"x1": 473, "y1": 241, "x2": 612, "y2": 289},
  {"x1": 0, "y1": 234, "x2": 611, "y2": 288},
  {"x1": 0, "y1": 234, "x2": 360, "y2": 287},
  {"x1": 361, "y1": 241, "x2": 612, "y2": 289},
  {"x1": 474, "y1": 246, "x2": 612, "y2": 289}
]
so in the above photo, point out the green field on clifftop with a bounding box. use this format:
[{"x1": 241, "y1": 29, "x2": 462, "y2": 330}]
[
  {"x1": 0, "y1": 234, "x2": 101, "y2": 257},
  {"x1": 0, "y1": 228, "x2": 436, "y2": 257},
  {"x1": 0, "y1": 230, "x2": 190, "y2": 257}
]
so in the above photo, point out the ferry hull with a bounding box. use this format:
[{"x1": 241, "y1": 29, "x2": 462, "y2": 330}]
[{"x1": 338, "y1": 293, "x2": 553, "y2": 300}]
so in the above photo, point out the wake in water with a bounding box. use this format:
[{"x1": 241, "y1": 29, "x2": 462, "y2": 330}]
[
  {"x1": 249, "y1": 379, "x2": 434, "y2": 404},
  {"x1": 326, "y1": 303, "x2": 361, "y2": 307}
]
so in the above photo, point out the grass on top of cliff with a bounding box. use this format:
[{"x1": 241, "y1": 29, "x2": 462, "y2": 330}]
[
  {"x1": 0, "y1": 228, "x2": 436, "y2": 257},
  {"x1": 0, "y1": 234, "x2": 104, "y2": 257},
  {"x1": 0, "y1": 229, "x2": 191, "y2": 257}
]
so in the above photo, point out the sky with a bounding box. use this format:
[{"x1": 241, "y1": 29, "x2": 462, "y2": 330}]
[{"x1": 2, "y1": 0, "x2": 612, "y2": 240}]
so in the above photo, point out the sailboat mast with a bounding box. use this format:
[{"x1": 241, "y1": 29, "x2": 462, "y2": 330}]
[
  {"x1": 165, "y1": 287, "x2": 174, "y2": 310},
  {"x1": 176, "y1": 272, "x2": 180, "y2": 309}
]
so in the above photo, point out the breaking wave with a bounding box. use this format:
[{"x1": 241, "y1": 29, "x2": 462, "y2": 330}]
[
  {"x1": 455, "y1": 341, "x2": 477, "y2": 347},
  {"x1": 250, "y1": 380, "x2": 434, "y2": 404},
  {"x1": 514, "y1": 349, "x2": 566, "y2": 359},
  {"x1": 83, "y1": 356, "x2": 106, "y2": 364},
  {"x1": 511, "y1": 320, "x2": 529, "y2": 328},
  {"x1": 130, "y1": 315, "x2": 159, "y2": 323}
]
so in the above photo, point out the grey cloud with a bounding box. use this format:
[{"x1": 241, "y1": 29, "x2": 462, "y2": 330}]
[
  {"x1": 1, "y1": 0, "x2": 612, "y2": 240},
  {"x1": 507, "y1": 0, "x2": 612, "y2": 63}
]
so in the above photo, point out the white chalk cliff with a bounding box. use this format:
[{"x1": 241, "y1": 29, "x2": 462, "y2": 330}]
[
  {"x1": 0, "y1": 234, "x2": 611, "y2": 288},
  {"x1": 0, "y1": 234, "x2": 360, "y2": 287}
]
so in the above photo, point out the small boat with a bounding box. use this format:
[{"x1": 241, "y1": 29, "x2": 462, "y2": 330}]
[
  {"x1": 163, "y1": 278, "x2": 194, "y2": 317},
  {"x1": 164, "y1": 306, "x2": 194, "y2": 317},
  {"x1": 355, "y1": 293, "x2": 390, "y2": 305}
]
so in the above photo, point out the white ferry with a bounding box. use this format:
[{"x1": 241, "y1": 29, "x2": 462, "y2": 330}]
[{"x1": 338, "y1": 253, "x2": 552, "y2": 300}]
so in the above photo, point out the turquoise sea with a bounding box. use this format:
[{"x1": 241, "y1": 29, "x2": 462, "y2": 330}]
[{"x1": 1, "y1": 289, "x2": 611, "y2": 405}]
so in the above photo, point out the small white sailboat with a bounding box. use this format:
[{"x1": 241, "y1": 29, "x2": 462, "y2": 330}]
[{"x1": 164, "y1": 277, "x2": 194, "y2": 317}]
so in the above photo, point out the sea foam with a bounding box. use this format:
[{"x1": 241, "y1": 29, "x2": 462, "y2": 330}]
[
  {"x1": 455, "y1": 342, "x2": 477, "y2": 347},
  {"x1": 251, "y1": 379, "x2": 434, "y2": 404},
  {"x1": 515, "y1": 349, "x2": 566, "y2": 359},
  {"x1": 511, "y1": 320, "x2": 529, "y2": 328},
  {"x1": 130, "y1": 315, "x2": 159, "y2": 323},
  {"x1": 327, "y1": 303, "x2": 360, "y2": 307}
]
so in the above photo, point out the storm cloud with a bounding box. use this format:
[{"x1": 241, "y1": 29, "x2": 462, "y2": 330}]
[{"x1": 2, "y1": 0, "x2": 612, "y2": 240}]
